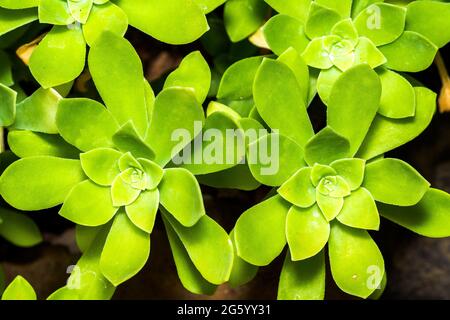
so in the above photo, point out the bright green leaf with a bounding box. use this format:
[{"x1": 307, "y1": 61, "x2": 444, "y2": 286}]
[
  {"x1": 328, "y1": 221, "x2": 384, "y2": 299},
  {"x1": 286, "y1": 205, "x2": 329, "y2": 261},
  {"x1": 159, "y1": 168, "x2": 205, "y2": 227},
  {"x1": 363, "y1": 158, "x2": 430, "y2": 206},
  {"x1": 100, "y1": 211, "x2": 150, "y2": 286},
  {"x1": 337, "y1": 187, "x2": 380, "y2": 230},
  {"x1": 235, "y1": 195, "x2": 290, "y2": 266},
  {"x1": 60, "y1": 180, "x2": 118, "y2": 226},
  {"x1": 0, "y1": 156, "x2": 85, "y2": 210}
]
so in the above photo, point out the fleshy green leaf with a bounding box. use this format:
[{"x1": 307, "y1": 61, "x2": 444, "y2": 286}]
[
  {"x1": 228, "y1": 230, "x2": 258, "y2": 288},
  {"x1": 29, "y1": 25, "x2": 86, "y2": 88},
  {"x1": 353, "y1": 37, "x2": 387, "y2": 68},
  {"x1": 1, "y1": 276, "x2": 36, "y2": 300},
  {"x1": 224, "y1": 0, "x2": 267, "y2": 42},
  {"x1": 248, "y1": 133, "x2": 305, "y2": 187},
  {"x1": 0, "y1": 0, "x2": 38, "y2": 9},
  {"x1": 317, "y1": 175, "x2": 350, "y2": 198},
  {"x1": 115, "y1": 0, "x2": 208, "y2": 44},
  {"x1": 278, "y1": 167, "x2": 316, "y2": 208},
  {"x1": 146, "y1": 88, "x2": 205, "y2": 167},
  {"x1": 363, "y1": 158, "x2": 430, "y2": 206},
  {"x1": 100, "y1": 211, "x2": 150, "y2": 286},
  {"x1": 8, "y1": 131, "x2": 79, "y2": 159},
  {"x1": 354, "y1": 3, "x2": 406, "y2": 46},
  {"x1": 0, "y1": 50, "x2": 13, "y2": 86},
  {"x1": 80, "y1": 148, "x2": 121, "y2": 186},
  {"x1": 125, "y1": 189, "x2": 159, "y2": 233},
  {"x1": 316, "y1": 192, "x2": 344, "y2": 221},
  {"x1": 305, "y1": 2, "x2": 341, "y2": 39},
  {"x1": 264, "y1": 0, "x2": 311, "y2": 22},
  {"x1": 316, "y1": 0, "x2": 352, "y2": 17},
  {"x1": 112, "y1": 121, "x2": 155, "y2": 160},
  {"x1": 405, "y1": 1, "x2": 450, "y2": 48},
  {"x1": 159, "y1": 168, "x2": 205, "y2": 227},
  {"x1": 235, "y1": 195, "x2": 290, "y2": 266},
  {"x1": 302, "y1": 37, "x2": 334, "y2": 70},
  {"x1": 277, "y1": 48, "x2": 310, "y2": 103},
  {"x1": 358, "y1": 87, "x2": 436, "y2": 159},
  {"x1": 331, "y1": 19, "x2": 358, "y2": 44},
  {"x1": 330, "y1": 158, "x2": 365, "y2": 190},
  {"x1": 287, "y1": 205, "x2": 329, "y2": 261},
  {"x1": 75, "y1": 225, "x2": 102, "y2": 253},
  {"x1": 83, "y1": 2, "x2": 128, "y2": 46},
  {"x1": 263, "y1": 14, "x2": 310, "y2": 56},
  {"x1": 60, "y1": 180, "x2": 118, "y2": 226},
  {"x1": 379, "y1": 31, "x2": 437, "y2": 72},
  {"x1": 0, "y1": 83, "x2": 15, "y2": 126},
  {"x1": 197, "y1": 164, "x2": 261, "y2": 191},
  {"x1": 254, "y1": 58, "x2": 314, "y2": 147},
  {"x1": 377, "y1": 68, "x2": 415, "y2": 119},
  {"x1": 337, "y1": 187, "x2": 379, "y2": 230},
  {"x1": 137, "y1": 158, "x2": 163, "y2": 190},
  {"x1": 164, "y1": 51, "x2": 211, "y2": 103},
  {"x1": 110, "y1": 171, "x2": 141, "y2": 206},
  {"x1": 327, "y1": 64, "x2": 381, "y2": 156},
  {"x1": 194, "y1": 0, "x2": 226, "y2": 13},
  {"x1": 310, "y1": 164, "x2": 337, "y2": 186},
  {"x1": 316, "y1": 66, "x2": 342, "y2": 104},
  {"x1": 0, "y1": 156, "x2": 85, "y2": 210},
  {"x1": 163, "y1": 212, "x2": 234, "y2": 285},
  {"x1": 178, "y1": 111, "x2": 244, "y2": 175},
  {"x1": 164, "y1": 217, "x2": 217, "y2": 295},
  {"x1": 38, "y1": 0, "x2": 74, "y2": 25},
  {"x1": 0, "y1": 8, "x2": 37, "y2": 36},
  {"x1": 378, "y1": 188, "x2": 450, "y2": 238},
  {"x1": 11, "y1": 88, "x2": 61, "y2": 134},
  {"x1": 0, "y1": 208, "x2": 42, "y2": 247},
  {"x1": 56, "y1": 98, "x2": 119, "y2": 151},
  {"x1": 278, "y1": 250, "x2": 325, "y2": 300},
  {"x1": 88, "y1": 32, "x2": 148, "y2": 137},
  {"x1": 304, "y1": 127, "x2": 350, "y2": 166},
  {"x1": 67, "y1": 0, "x2": 93, "y2": 24},
  {"x1": 217, "y1": 56, "x2": 263, "y2": 101},
  {"x1": 329, "y1": 221, "x2": 384, "y2": 299}
]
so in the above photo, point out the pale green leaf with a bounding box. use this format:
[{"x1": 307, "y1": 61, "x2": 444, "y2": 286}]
[
  {"x1": 329, "y1": 221, "x2": 384, "y2": 299},
  {"x1": 88, "y1": 32, "x2": 148, "y2": 137},
  {"x1": 235, "y1": 195, "x2": 290, "y2": 266},
  {"x1": 337, "y1": 187, "x2": 380, "y2": 230},
  {"x1": 100, "y1": 211, "x2": 150, "y2": 286},
  {"x1": 286, "y1": 205, "x2": 329, "y2": 261},
  {"x1": 278, "y1": 250, "x2": 325, "y2": 300},
  {"x1": 0, "y1": 156, "x2": 85, "y2": 210},
  {"x1": 29, "y1": 25, "x2": 86, "y2": 88},
  {"x1": 363, "y1": 158, "x2": 430, "y2": 206},
  {"x1": 56, "y1": 98, "x2": 119, "y2": 151},
  {"x1": 159, "y1": 168, "x2": 205, "y2": 227},
  {"x1": 60, "y1": 180, "x2": 118, "y2": 226}
]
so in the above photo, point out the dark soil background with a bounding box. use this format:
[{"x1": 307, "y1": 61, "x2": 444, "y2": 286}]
[{"x1": 0, "y1": 26, "x2": 449, "y2": 300}]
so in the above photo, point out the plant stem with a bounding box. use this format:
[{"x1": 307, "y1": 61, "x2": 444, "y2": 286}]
[
  {"x1": 435, "y1": 51, "x2": 450, "y2": 113},
  {"x1": 0, "y1": 127, "x2": 4, "y2": 154}
]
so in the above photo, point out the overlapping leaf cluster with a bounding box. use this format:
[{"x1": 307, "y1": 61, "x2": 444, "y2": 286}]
[{"x1": 0, "y1": 0, "x2": 449, "y2": 300}]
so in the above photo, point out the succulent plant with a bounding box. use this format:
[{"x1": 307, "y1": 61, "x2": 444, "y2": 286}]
[
  {"x1": 0, "y1": 33, "x2": 233, "y2": 299},
  {"x1": 0, "y1": 0, "x2": 226, "y2": 88}
]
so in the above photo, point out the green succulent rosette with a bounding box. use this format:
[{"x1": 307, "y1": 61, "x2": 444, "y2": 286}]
[
  {"x1": 0, "y1": 33, "x2": 233, "y2": 299},
  {"x1": 228, "y1": 0, "x2": 450, "y2": 106},
  {"x1": 213, "y1": 56, "x2": 450, "y2": 299},
  {"x1": 0, "y1": 0, "x2": 227, "y2": 88}
]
